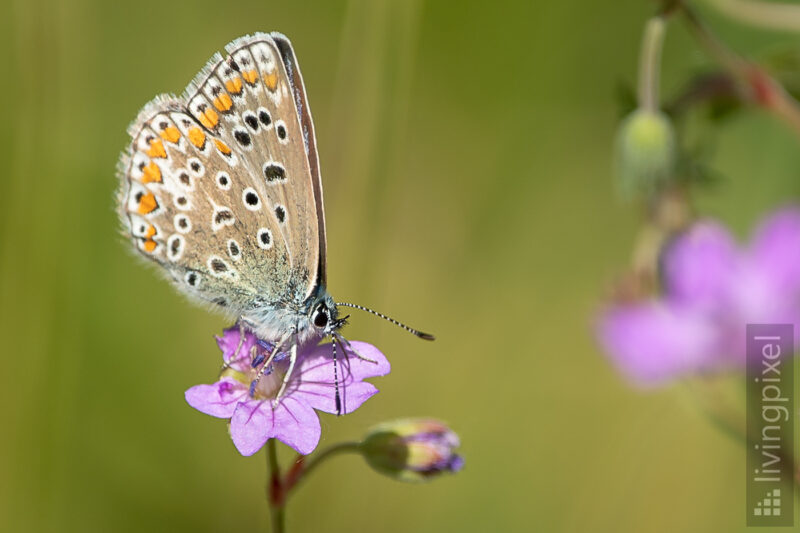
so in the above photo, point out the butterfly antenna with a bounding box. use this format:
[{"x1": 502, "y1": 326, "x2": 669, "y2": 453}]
[
  {"x1": 330, "y1": 337, "x2": 342, "y2": 416},
  {"x1": 335, "y1": 302, "x2": 435, "y2": 340}
]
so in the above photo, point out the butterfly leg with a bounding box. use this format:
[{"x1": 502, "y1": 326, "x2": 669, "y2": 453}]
[
  {"x1": 272, "y1": 335, "x2": 298, "y2": 408},
  {"x1": 218, "y1": 322, "x2": 248, "y2": 376},
  {"x1": 249, "y1": 344, "x2": 261, "y2": 366},
  {"x1": 334, "y1": 333, "x2": 379, "y2": 364},
  {"x1": 249, "y1": 329, "x2": 292, "y2": 397}
]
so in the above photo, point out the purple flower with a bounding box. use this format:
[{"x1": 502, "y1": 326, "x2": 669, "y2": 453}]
[
  {"x1": 597, "y1": 208, "x2": 800, "y2": 385},
  {"x1": 185, "y1": 327, "x2": 390, "y2": 456},
  {"x1": 360, "y1": 418, "x2": 464, "y2": 482}
]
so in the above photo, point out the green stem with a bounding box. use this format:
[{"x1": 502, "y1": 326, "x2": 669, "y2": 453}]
[
  {"x1": 681, "y1": 3, "x2": 744, "y2": 73},
  {"x1": 266, "y1": 440, "x2": 285, "y2": 533},
  {"x1": 681, "y1": 378, "x2": 748, "y2": 445},
  {"x1": 680, "y1": 1, "x2": 800, "y2": 137},
  {"x1": 284, "y1": 442, "x2": 361, "y2": 497},
  {"x1": 638, "y1": 17, "x2": 668, "y2": 111},
  {"x1": 705, "y1": 0, "x2": 800, "y2": 32},
  {"x1": 682, "y1": 378, "x2": 800, "y2": 489}
]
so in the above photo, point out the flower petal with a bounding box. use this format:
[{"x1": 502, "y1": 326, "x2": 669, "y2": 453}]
[
  {"x1": 297, "y1": 341, "x2": 390, "y2": 382},
  {"x1": 663, "y1": 222, "x2": 739, "y2": 309},
  {"x1": 288, "y1": 340, "x2": 388, "y2": 415},
  {"x1": 216, "y1": 326, "x2": 257, "y2": 369},
  {"x1": 185, "y1": 378, "x2": 248, "y2": 418},
  {"x1": 294, "y1": 381, "x2": 379, "y2": 415},
  {"x1": 750, "y1": 208, "x2": 800, "y2": 293},
  {"x1": 597, "y1": 303, "x2": 720, "y2": 385},
  {"x1": 230, "y1": 400, "x2": 274, "y2": 456},
  {"x1": 342, "y1": 341, "x2": 391, "y2": 378},
  {"x1": 271, "y1": 396, "x2": 321, "y2": 455}
]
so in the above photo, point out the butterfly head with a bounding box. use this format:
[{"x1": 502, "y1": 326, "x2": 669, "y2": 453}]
[{"x1": 309, "y1": 295, "x2": 347, "y2": 336}]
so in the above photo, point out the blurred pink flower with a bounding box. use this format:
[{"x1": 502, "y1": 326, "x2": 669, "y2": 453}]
[
  {"x1": 597, "y1": 208, "x2": 800, "y2": 385},
  {"x1": 186, "y1": 327, "x2": 390, "y2": 456}
]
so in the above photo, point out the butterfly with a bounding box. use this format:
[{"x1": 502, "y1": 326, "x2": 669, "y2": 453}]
[{"x1": 116, "y1": 32, "x2": 432, "y2": 413}]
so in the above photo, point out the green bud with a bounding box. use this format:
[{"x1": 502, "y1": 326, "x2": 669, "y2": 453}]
[
  {"x1": 360, "y1": 418, "x2": 464, "y2": 483},
  {"x1": 616, "y1": 109, "x2": 675, "y2": 197}
]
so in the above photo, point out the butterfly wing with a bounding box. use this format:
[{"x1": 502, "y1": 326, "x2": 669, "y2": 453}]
[
  {"x1": 270, "y1": 33, "x2": 327, "y2": 288},
  {"x1": 117, "y1": 33, "x2": 325, "y2": 330}
]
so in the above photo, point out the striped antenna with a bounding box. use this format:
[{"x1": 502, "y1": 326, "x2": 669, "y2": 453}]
[
  {"x1": 336, "y1": 302, "x2": 435, "y2": 341},
  {"x1": 330, "y1": 337, "x2": 342, "y2": 416}
]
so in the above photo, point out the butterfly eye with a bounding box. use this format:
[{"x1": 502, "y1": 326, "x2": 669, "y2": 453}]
[{"x1": 313, "y1": 307, "x2": 328, "y2": 328}]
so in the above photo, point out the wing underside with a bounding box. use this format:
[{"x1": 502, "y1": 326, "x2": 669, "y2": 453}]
[{"x1": 117, "y1": 33, "x2": 326, "y2": 318}]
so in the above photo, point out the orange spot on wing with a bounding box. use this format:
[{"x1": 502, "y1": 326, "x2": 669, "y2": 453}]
[
  {"x1": 199, "y1": 108, "x2": 219, "y2": 129},
  {"x1": 160, "y1": 126, "x2": 181, "y2": 144},
  {"x1": 243, "y1": 69, "x2": 258, "y2": 85},
  {"x1": 264, "y1": 71, "x2": 278, "y2": 92},
  {"x1": 225, "y1": 77, "x2": 243, "y2": 94},
  {"x1": 143, "y1": 239, "x2": 157, "y2": 253},
  {"x1": 144, "y1": 224, "x2": 156, "y2": 238},
  {"x1": 214, "y1": 139, "x2": 231, "y2": 156},
  {"x1": 138, "y1": 192, "x2": 158, "y2": 215},
  {"x1": 213, "y1": 93, "x2": 233, "y2": 112},
  {"x1": 141, "y1": 161, "x2": 162, "y2": 183},
  {"x1": 188, "y1": 127, "x2": 206, "y2": 149},
  {"x1": 146, "y1": 138, "x2": 166, "y2": 158}
]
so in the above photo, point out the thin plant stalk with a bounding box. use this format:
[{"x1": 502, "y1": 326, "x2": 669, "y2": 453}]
[
  {"x1": 266, "y1": 440, "x2": 285, "y2": 533},
  {"x1": 284, "y1": 442, "x2": 362, "y2": 496},
  {"x1": 638, "y1": 17, "x2": 667, "y2": 112}
]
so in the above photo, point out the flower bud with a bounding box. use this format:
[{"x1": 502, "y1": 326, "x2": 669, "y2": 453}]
[
  {"x1": 360, "y1": 418, "x2": 464, "y2": 482},
  {"x1": 616, "y1": 108, "x2": 675, "y2": 197}
]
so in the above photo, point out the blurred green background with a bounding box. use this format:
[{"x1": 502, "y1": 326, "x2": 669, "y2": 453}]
[{"x1": 4, "y1": 0, "x2": 800, "y2": 531}]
